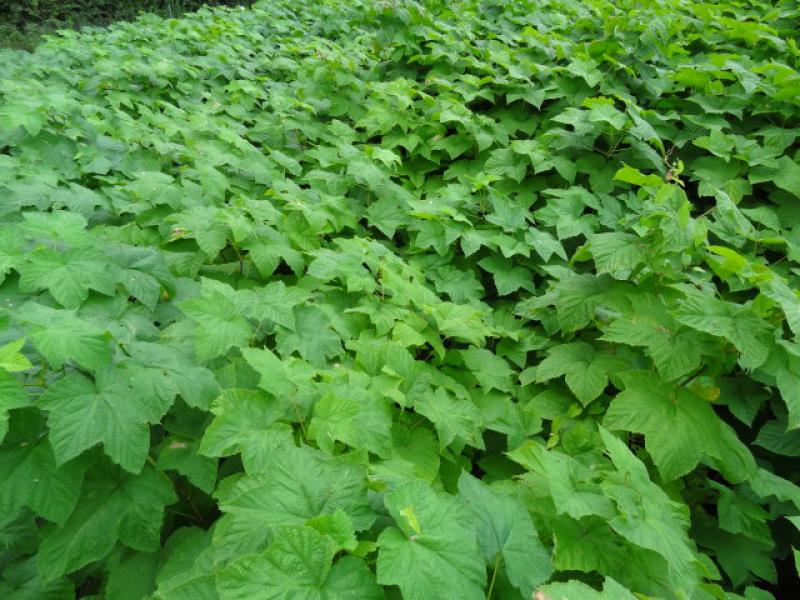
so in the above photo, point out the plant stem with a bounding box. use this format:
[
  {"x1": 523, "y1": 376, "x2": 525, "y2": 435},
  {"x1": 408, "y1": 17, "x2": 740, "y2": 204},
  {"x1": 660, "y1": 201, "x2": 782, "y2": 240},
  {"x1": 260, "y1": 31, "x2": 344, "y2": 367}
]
[{"x1": 486, "y1": 554, "x2": 501, "y2": 600}]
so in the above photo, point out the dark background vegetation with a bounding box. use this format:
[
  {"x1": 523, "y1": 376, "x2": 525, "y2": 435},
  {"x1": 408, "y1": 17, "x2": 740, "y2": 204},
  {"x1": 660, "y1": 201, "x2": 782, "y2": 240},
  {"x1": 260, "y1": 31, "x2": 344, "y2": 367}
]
[{"x1": 0, "y1": 0, "x2": 254, "y2": 49}]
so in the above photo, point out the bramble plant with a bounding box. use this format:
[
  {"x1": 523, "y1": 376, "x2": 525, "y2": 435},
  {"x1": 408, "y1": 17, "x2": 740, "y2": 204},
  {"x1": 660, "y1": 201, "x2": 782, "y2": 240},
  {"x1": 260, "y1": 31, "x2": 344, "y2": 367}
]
[{"x1": 1, "y1": 0, "x2": 799, "y2": 598}]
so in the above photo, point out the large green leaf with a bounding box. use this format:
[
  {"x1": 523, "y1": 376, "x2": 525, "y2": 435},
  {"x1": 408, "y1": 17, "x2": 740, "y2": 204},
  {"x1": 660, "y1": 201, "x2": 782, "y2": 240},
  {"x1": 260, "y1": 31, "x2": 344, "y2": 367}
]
[
  {"x1": 216, "y1": 442, "x2": 375, "y2": 534},
  {"x1": 19, "y1": 247, "x2": 118, "y2": 309},
  {"x1": 275, "y1": 306, "x2": 342, "y2": 366},
  {"x1": 0, "y1": 437, "x2": 87, "y2": 526},
  {"x1": 180, "y1": 291, "x2": 253, "y2": 361},
  {"x1": 39, "y1": 369, "x2": 173, "y2": 472},
  {"x1": 604, "y1": 372, "x2": 730, "y2": 480},
  {"x1": 675, "y1": 287, "x2": 773, "y2": 370},
  {"x1": 38, "y1": 466, "x2": 176, "y2": 580},
  {"x1": 200, "y1": 388, "x2": 291, "y2": 474},
  {"x1": 123, "y1": 341, "x2": 220, "y2": 410},
  {"x1": 217, "y1": 526, "x2": 381, "y2": 600},
  {"x1": 15, "y1": 303, "x2": 111, "y2": 372},
  {"x1": 458, "y1": 473, "x2": 552, "y2": 596},
  {"x1": 308, "y1": 381, "x2": 394, "y2": 456},
  {"x1": 601, "y1": 295, "x2": 706, "y2": 381},
  {"x1": 377, "y1": 480, "x2": 485, "y2": 600},
  {"x1": 414, "y1": 387, "x2": 484, "y2": 450}
]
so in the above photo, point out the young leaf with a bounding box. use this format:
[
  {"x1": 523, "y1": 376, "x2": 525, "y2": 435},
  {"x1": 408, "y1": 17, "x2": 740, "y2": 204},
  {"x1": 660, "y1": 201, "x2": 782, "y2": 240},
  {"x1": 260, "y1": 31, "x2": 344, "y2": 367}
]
[{"x1": 534, "y1": 342, "x2": 626, "y2": 405}]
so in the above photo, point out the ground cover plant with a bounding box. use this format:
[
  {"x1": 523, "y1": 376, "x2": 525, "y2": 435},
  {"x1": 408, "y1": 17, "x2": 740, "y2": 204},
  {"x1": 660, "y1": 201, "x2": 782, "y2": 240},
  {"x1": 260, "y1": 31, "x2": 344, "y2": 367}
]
[{"x1": 0, "y1": 0, "x2": 799, "y2": 597}]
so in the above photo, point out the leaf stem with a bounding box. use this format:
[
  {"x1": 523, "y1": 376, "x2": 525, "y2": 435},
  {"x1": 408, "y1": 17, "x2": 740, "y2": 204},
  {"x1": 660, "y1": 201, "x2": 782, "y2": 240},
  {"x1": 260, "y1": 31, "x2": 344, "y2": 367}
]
[{"x1": 486, "y1": 554, "x2": 501, "y2": 600}]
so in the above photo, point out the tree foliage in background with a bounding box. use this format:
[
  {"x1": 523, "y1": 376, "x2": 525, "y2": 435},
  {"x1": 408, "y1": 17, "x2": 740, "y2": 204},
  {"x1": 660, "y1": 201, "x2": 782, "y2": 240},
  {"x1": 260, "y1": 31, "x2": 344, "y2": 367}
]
[
  {"x1": 0, "y1": 0, "x2": 799, "y2": 598},
  {"x1": 0, "y1": 0, "x2": 253, "y2": 49},
  {"x1": 1, "y1": 0, "x2": 254, "y2": 25}
]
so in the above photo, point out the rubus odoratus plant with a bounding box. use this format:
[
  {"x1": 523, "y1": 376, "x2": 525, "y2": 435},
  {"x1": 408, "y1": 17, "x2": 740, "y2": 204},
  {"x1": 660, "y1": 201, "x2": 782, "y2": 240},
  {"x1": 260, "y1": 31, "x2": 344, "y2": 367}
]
[{"x1": 0, "y1": 0, "x2": 799, "y2": 598}]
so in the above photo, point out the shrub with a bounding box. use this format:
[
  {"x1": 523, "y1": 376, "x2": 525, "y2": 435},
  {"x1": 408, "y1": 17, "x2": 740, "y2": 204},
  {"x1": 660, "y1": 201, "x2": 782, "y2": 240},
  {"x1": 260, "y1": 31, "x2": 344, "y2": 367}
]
[{"x1": 0, "y1": 0, "x2": 799, "y2": 598}]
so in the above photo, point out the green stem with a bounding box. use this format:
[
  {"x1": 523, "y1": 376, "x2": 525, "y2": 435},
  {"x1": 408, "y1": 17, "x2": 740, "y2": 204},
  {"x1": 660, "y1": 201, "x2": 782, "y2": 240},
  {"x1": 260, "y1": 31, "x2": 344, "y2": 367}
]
[{"x1": 486, "y1": 554, "x2": 501, "y2": 600}]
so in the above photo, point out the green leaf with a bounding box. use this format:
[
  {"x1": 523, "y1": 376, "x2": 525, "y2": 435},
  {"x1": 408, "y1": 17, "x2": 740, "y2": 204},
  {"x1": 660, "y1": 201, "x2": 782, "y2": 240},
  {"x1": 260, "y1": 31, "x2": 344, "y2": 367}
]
[
  {"x1": 308, "y1": 249, "x2": 376, "y2": 294},
  {"x1": 755, "y1": 420, "x2": 800, "y2": 456},
  {"x1": 714, "y1": 482, "x2": 772, "y2": 545},
  {"x1": 675, "y1": 287, "x2": 772, "y2": 370},
  {"x1": 1, "y1": 1, "x2": 799, "y2": 595},
  {"x1": 306, "y1": 510, "x2": 358, "y2": 553},
  {"x1": 460, "y1": 347, "x2": 514, "y2": 392},
  {"x1": 749, "y1": 468, "x2": 800, "y2": 513},
  {"x1": 535, "y1": 342, "x2": 625, "y2": 405},
  {"x1": 240, "y1": 346, "x2": 314, "y2": 399},
  {"x1": 38, "y1": 466, "x2": 176, "y2": 580},
  {"x1": 0, "y1": 437, "x2": 87, "y2": 526},
  {"x1": 525, "y1": 228, "x2": 567, "y2": 262},
  {"x1": 599, "y1": 428, "x2": 698, "y2": 590},
  {"x1": 105, "y1": 549, "x2": 160, "y2": 600},
  {"x1": 485, "y1": 149, "x2": 527, "y2": 183},
  {"x1": 371, "y1": 423, "x2": 440, "y2": 486},
  {"x1": 156, "y1": 436, "x2": 217, "y2": 493},
  {"x1": 694, "y1": 130, "x2": 736, "y2": 160},
  {"x1": 39, "y1": 369, "x2": 173, "y2": 473},
  {"x1": 152, "y1": 527, "x2": 217, "y2": 600},
  {"x1": 761, "y1": 278, "x2": 800, "y2": 338},
  {"x1": 0, "y1": 338, "x2": 32, "y2": 372},
  {"x1": 604, "y1": 371, "x2": 732, "y2": 480},
  {"x1": 180, "y1": 291, "x2": 252, "y2": 361},
  {"x1": 377, "y1": 480, "x2": 486, "y2": 600},
  {"x1": 0, "y1": 228, "x2": 25, "y2": 284},
  {"x1": 430, "y1": 303, "x2": 490, "y2": 346},
  {"x1": 0, "y1": 557, "x2": 75, "y2": 600},
  {"x1": 217, "y1": 442, "x2": 374, "y2": 533},
  {"x1": 200, "y1": 388, "x2": 291, "y2": 475},
  {"x1": 415, "y1": 387, "x2": 484, "y2": 450},
  {"x1": 588, "y1": 232, "x2": 645, "y2": 279},
  {"x1": 600, "y1": 295, "x2": 706, "y2": 381},
  {"x1": 16, "y1": 302, "x2": 111, "y2": 372},
  {"x1": 762, "y1": 342, "x2": 800, "y2": 430},
  {"x1": 275, "y1": 306, "x2": 342, "y2": 367},
  {"x1": 123, "y1": 342, "x2": 220, "y2": 410},
  {"x1": 613, "y1": 165, "x2": 664, "y2": 188},
  {"x1": 19, "y1": 247, "x2": 118, "y2": 308},
  {"x1": 309, "y1": 382, "x2": 394, "y2": 456},
  {"x1": 566, "y1": 57, "x2": 602, "y2": 87},
  {"x1": 508, "y1": 442, "x2": 614, "y2": 520},
  {"x1": 170, "y1": 206, "x2": 228, "y2": 257},
  {"x1": 217, "y1": 526, "x2": 381, "y2": 600},
  {"x1": 430, "y1": 265, "x2": 484, "y2": 303},
  {"x1": 750, "y1": 156, "x2": 800, "y2": 198},
  {"x1": 537, "y1": 274, "x2": 621, "y2": 334},
  {"x1": 0, "y1": 370, "x2": 28, "y2": 442},
  {"x1": 458, "y1": 473, "x2": 552, "y2": 596},
  {"x1": 538, "y1": 577, "x2": 638, "y2": 600},
  {"x1": 245, "y1": 281, "x2": 307, "y2": 330}
]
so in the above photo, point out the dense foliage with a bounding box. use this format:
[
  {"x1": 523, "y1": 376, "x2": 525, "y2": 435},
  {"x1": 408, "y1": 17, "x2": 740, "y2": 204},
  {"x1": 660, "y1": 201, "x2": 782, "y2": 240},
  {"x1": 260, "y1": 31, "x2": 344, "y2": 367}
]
[
  {"x1": 0, "y1": 0, "x2": 253, "y2": 25},
  {"x1": 0, "y1": 0, "x2": 253, "y2": 49},
  {"x1": 1, "y1": 0, "x2": 799, "y2": 597}
]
